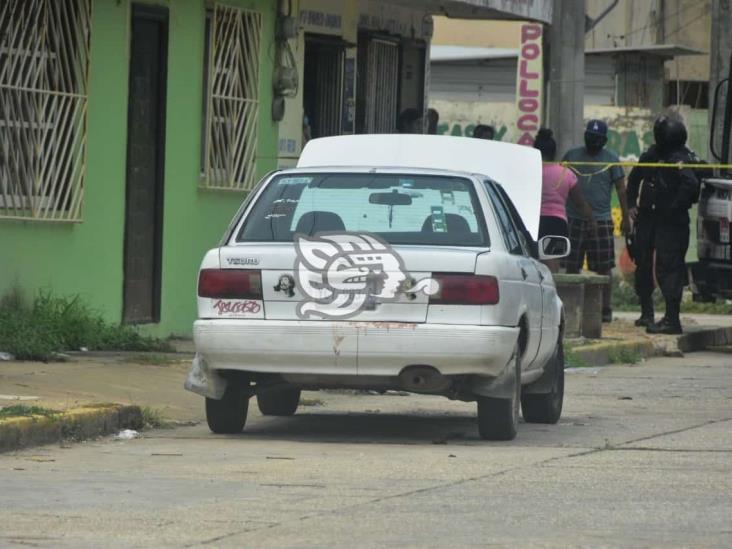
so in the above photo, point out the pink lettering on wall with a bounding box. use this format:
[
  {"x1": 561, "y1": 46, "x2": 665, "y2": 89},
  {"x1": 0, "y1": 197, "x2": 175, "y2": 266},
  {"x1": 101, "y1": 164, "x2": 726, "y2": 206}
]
[
  {"x1": 514, "y1": 23, "x2": 544, "y2": 147},
  {"x1": 517, "y1": 114, "x2": 539, "y2": 131},
  {"x1": 519, "y1": 98, "x2": 539, "y2": 112},
  {"x1": 519, "y1": 79, "x2": 539, "y2": 97},
  {"x1": 521, "y1": 24, "x2": 542, "y2": 42},
  {"x1": 521, "y1": 43, "x2": 540, "y2": 60}
]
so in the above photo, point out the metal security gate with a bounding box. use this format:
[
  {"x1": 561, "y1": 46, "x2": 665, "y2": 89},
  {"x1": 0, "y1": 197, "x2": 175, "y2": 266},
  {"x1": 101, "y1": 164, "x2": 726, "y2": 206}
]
[
  {"x1": 357, "y1": 36, "x2": 399, "y2": 134},
  {"x1": 304, "y1": 36, "x2": 345, "y2": 138}
]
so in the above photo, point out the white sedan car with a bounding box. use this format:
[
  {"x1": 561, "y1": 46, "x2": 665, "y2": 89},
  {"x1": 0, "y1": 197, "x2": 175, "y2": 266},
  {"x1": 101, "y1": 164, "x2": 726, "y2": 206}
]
[{"x1": 186, "y1": 135, "x2": 569, "y2": 440}]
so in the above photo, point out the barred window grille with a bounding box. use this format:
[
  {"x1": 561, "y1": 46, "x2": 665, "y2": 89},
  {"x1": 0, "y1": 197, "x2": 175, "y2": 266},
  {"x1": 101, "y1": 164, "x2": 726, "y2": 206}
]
[
  {"x1": 203, "y1": 5, "x2": 262, "y2": 191},
  {"x1": 0, "y1": 0, "x2": 92, "y2": 221}
]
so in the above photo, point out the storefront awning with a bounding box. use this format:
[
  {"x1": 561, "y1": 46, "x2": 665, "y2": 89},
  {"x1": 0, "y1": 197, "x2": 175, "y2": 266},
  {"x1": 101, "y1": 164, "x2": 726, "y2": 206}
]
[
  {"x1": 391, "y1": 0, "x2": 552, "y2": 24},
  {"x1": 586, "y1": 44, "x2": 706, "y2": 59},
  {"x1": 430, "y1": 44, "x2": 705, "y2": 63}
]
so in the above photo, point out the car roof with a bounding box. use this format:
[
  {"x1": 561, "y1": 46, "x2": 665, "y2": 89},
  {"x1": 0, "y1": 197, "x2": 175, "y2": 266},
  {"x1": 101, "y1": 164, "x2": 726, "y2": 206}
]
[
  {"x1": 296, "y1": 135, "x2": 542, "y2": 239},
  {"x1": 275, "y1": 165, "x2": 484, "y2": 179}
]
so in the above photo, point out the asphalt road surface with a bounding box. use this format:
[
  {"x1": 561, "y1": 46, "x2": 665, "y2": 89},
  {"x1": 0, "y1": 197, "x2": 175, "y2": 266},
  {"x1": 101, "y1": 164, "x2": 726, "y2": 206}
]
[{"x1": 1, "y1": 352, "x2": 731, "y2": 547}]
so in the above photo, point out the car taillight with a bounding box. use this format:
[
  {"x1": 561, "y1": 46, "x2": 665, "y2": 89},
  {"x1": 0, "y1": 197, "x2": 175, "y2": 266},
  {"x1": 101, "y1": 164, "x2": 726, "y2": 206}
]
[
  {"x1": 429, "y1": 274, "x2": 499, "y2": 305},
  {"x1": 198, "y1": 269, "x2": 262, "y2": 299}
]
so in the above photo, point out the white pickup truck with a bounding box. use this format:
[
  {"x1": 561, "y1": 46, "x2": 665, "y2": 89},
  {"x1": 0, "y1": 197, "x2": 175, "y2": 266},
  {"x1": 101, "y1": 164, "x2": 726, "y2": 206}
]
[
  {"x1": 690, "y1": 178, "x2": 732, "y2": 300},
  {"x1": 689, "y1": 55, "x2": 732, "y2": 302}
]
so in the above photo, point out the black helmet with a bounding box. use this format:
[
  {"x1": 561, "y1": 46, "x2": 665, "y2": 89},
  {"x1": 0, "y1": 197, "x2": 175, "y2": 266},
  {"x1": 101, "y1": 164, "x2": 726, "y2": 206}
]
[{"x1": 654, "y1": 116, "x2": 687, "y2": 151}]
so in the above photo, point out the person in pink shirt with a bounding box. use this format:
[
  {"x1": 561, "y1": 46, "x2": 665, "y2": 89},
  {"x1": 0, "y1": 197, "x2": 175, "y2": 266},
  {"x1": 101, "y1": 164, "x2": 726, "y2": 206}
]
[{"x1": 533, "y1": 129, "x2": 596, "y2": 272}]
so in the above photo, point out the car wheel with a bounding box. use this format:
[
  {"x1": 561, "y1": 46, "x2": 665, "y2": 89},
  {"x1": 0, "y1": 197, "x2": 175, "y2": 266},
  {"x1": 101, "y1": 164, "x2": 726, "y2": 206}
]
[
  {"x1": 521, "y1": 340, "x2": 564, "y2": 424},
  {"x1": 477, "y1": 346, "x2": 520, "y2": 441},
  {"x1": 206, "y1": 383, "x2": 249, "y2": 434},
  {"x1": 257, "y1": 387, "x2": 301, "y2": 416}
]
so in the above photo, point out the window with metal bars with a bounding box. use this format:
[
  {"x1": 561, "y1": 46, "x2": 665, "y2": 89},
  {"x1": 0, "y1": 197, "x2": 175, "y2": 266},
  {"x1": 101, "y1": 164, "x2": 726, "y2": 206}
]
[
  {"x1": 0, "y1": 0, "x2": 92, "y2": 221},
  {"x1": 201, "y1": 4, "x2": 262, "y2": 191}
]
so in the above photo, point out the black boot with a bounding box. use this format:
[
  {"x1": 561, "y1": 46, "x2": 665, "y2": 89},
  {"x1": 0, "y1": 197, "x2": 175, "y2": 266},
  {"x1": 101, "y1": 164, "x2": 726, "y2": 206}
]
[
  {"x1": 634, "y1": 297, "x2": 655, "y2": 327},
  {"x1": 646, "y1": 318, "x2": 682, "y2": 335},
  {"x1": 646, "y1": 300, "x2": 682, "y2": 335}
]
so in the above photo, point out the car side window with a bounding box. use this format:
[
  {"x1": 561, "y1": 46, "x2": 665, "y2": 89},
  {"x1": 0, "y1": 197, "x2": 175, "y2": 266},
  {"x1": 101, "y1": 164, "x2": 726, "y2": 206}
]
[
  {"x1": 483, "y1": 181, "x2": 523, "y2": 255},
  {"x1": 494, "y1": 183, "x2": 538, "y2": 259}
]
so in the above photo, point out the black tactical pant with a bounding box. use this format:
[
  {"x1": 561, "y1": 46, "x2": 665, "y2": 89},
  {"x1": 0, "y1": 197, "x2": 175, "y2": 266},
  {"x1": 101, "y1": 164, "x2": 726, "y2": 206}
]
[
  {"x1": 656, "y1": 220, "x2": 690, "y2": 307},
  {"x1": 633, "y1": 212, "x2": 656, "y2": 302},
  {"x1": 634, "y1": 211, "x2": 690, "y2": 319}
]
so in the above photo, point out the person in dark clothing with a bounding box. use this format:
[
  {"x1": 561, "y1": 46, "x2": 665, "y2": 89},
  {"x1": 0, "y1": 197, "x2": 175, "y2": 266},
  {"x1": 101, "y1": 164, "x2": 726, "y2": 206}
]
[
  {"x1": 397, "y1": 108, "x2": 422, "y2": 134},
  {"x1": 562, "y1": 120, "x2": 630, "y2": 323},
  {"x1": 626, "y1": 116, "x2": 701, "y2": 334},
  {"x1": 473, "y1": 124, "x2": 495, "y2": 140},
  {"x1": 427, "y1": 108, "x2": 440, "y2": 134}
]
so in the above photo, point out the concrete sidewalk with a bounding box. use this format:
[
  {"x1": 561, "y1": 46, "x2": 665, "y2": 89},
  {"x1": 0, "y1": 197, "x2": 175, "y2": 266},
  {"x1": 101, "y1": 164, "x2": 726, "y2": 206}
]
[
  {"x1": 613, "y1": 311, "x2": 732, "y2": 328},
  {"x1": 0, "y1": 354, "x2": 202, "y2": 423},
  {"x1": 568, "y1": 312, "x2": 732, "y2": 365}
]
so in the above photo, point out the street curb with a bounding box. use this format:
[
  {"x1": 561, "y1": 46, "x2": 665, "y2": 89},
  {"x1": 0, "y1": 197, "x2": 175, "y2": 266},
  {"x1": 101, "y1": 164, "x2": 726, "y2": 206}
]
[
  {"x1": 567, "y1": 325, "x2": 732, "y2": 367},
  {"x1": 677, "y1": 326, "x2": 732, "y2": 354},
  {"x1": 0, "y1": 404, "x2": 143, "y2": 454},
  {"x1": 568, "y1": 337, "x2": 655, "y2": 367}
]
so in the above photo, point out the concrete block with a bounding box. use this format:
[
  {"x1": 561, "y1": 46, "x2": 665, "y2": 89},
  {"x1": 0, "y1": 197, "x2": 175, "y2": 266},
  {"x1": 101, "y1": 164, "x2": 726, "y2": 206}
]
[{"x1": 555, "y1": 279, "x2": 584, "y2": 338}]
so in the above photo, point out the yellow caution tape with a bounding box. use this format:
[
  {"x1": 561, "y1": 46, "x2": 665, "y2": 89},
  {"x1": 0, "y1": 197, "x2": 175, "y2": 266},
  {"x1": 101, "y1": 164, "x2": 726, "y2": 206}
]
[
  {"x1": 544, "y1": 160, "x2": 732, "y2": 236},
  {"x1": 552, "y1": 161, "x2": 732, "y2": 169},
  {"x1": 545, "y1": 161, "x2": 732, "y2": 177}
]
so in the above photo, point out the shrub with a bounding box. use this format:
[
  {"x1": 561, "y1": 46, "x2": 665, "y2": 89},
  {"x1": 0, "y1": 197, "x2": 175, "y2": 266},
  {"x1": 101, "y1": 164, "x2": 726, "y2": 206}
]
[
  {"x1": 607, "y1": 346, "x2": 641, "y2": 365},
  {"x1": 0, "y1": 405, "x2": 58, "y2": 419},
  {"x1": 0, "y1": 288, "x2": 172, "y2": 361}
]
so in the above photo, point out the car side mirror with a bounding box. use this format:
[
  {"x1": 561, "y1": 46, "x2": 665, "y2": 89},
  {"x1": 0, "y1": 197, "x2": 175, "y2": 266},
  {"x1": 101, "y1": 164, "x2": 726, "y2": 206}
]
[{"x1": 538, "y1": 236, "x2": 570, "y2": 260}]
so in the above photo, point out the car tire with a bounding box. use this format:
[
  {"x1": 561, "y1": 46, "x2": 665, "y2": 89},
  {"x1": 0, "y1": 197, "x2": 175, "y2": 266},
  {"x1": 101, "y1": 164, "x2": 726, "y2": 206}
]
[
  {"x1": 206, "y1": 383, "x2": 249, "y2": 434},
  {"x1": 256, "y1": 387, "x2": 301, "y2": 416},
  {"x1": 477, "y1": 347, "x2": 520, "y2": 441},
  {"x1": 521, "y1": 340, "x2": 564, "y2": 424}
]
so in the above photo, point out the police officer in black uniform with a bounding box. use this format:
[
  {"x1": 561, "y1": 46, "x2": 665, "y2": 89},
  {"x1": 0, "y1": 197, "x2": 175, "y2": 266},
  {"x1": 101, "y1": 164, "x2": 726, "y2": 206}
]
[{"x1": 626, "y1": 116, "x2": 701, "y2": 334}]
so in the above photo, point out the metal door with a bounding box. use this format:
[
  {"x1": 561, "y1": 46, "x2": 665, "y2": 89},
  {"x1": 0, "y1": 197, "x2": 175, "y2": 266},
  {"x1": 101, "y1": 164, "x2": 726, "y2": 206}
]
[
  {"x1": 123, "y1": 5, "x2": 168, "y2": 323},
  {"x1": 304, "y1": 36, "x2": 346, "y2": 138},
  {"x1": 357, "y1": 36, "x2": 399, "y2": 133}
]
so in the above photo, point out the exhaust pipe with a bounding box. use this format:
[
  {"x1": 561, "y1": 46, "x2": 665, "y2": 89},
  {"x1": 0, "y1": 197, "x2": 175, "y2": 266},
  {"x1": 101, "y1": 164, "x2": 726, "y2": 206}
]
[{"x1": 399, "y1": 366, "x2": 450, "y2": 393}]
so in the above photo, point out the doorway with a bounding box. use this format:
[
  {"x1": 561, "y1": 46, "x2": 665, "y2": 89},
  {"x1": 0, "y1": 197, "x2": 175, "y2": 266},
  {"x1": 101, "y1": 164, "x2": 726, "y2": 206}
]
[
  {"x1": 356, "y1": 34, "x2": 400, "y2": 134},
  {"x1": 123, "y1": 5, "x2": 168, "y2": 324},
  {"x1": 303, "y1": 35, "x2": 347, "y2": 138}
]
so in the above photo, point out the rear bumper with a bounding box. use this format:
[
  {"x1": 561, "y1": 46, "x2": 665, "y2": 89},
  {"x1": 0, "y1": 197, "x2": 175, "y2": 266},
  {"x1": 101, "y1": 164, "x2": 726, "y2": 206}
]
[{"x1": 187, "y1": 319, "x2": 519, "y2": 397}]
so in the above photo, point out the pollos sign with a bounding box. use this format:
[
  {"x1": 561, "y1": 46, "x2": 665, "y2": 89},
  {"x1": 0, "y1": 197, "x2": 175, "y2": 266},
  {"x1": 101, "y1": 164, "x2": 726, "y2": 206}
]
[{"x1": 515, "y1": 24, "x2": 543, "y2": 146}]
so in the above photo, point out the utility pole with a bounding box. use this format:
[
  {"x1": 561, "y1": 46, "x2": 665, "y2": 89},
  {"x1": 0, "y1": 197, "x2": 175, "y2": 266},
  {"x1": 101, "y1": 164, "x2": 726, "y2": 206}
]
[
  {"x1": 547, "y1": 0, "x2": 586, "y2": 157},
  {"x1": 709, "y1": 0, "x2": 731, "y2": 162}
]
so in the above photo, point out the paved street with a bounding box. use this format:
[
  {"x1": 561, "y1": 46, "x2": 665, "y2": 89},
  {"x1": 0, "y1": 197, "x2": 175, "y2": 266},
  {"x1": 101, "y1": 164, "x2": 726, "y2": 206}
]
[{"x1": 1, "y1": 351, "x2": 731, "y2": 547}]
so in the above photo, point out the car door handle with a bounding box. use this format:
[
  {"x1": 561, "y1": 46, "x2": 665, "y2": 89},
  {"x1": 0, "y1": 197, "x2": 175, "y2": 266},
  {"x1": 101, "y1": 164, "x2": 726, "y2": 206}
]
[{"x1": 521, "y1": 267, "x2": 528, "y2": 280}]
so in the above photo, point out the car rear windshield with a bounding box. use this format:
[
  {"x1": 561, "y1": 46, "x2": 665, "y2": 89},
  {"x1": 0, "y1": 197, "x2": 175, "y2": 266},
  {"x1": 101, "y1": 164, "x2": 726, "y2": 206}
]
[{"x1": 236, "y1": 173, "x2": 489, "y2": 247}]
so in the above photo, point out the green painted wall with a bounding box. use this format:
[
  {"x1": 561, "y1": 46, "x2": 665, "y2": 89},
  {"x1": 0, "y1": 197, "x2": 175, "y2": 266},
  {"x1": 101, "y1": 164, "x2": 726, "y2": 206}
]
[{"x1": 0, "y1": 0, "x2": 279, "y2": 337}]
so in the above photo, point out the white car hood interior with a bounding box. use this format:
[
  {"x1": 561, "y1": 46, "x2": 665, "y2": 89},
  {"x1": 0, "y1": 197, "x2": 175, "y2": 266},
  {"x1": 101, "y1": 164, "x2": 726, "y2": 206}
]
[{"x1": 298, "y1": 134, "x2": 543, "y2": 239}]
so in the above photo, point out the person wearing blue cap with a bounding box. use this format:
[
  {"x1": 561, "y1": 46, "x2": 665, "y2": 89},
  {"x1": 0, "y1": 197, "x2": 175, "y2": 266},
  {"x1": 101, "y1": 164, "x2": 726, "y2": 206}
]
[{"x1": 561, "y1": 119, "x2": 631, "y2": 323}]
